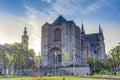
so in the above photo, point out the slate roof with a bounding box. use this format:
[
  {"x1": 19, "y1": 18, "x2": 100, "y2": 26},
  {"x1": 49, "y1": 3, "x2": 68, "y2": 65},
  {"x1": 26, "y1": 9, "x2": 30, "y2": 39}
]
[
  {"x1": 84, "y1": 33, "x2": 100, "y2": 43},
  {"x1": 52, "y1": 15, "x2": 67, "y2": 25}
]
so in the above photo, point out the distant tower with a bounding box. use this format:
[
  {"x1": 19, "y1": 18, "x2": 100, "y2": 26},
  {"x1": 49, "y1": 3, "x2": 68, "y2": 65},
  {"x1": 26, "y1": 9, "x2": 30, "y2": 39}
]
[
  {"x1": 22, "y1": 27, "x2": 29, "y2": 48},
  {"x1": 81, "y1": 23, "x2": 85, "y2": 35},
  {"x1": 99, "y1": 24, "x2": 103, "y2": 35}
]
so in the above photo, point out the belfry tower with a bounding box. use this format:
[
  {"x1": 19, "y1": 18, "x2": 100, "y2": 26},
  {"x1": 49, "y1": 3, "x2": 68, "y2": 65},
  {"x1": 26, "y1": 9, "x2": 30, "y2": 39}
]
[{"x1": 22, "y1": 27, "x2": 29, "y2": 48}]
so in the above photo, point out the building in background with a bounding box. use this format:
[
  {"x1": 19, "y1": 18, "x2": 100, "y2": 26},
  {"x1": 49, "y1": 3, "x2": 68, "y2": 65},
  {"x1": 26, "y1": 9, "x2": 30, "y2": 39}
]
[{"x1": 21, "y1": 27, "x2": 29, "y2": 49}]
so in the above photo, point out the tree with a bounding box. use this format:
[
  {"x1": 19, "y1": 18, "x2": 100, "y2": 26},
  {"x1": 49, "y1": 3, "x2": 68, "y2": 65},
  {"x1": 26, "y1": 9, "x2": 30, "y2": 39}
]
[
  {"x1": 87, "y1": 58, "x2": 107, "y2": 74},
  {"x1": 4, "y1": 43, "x2": 14, "y2": 74},
  {"x1": 0, "y1": 47, "x2": 8, "y2": 74},
  {"x1": 28, "y1": 49, "x2": 35, "y2": 58},
  {"x1": 5, "y1": 53, "x2": 13, "y2": 74},
  {"x1": 62, "y1": 49, "x2": 71, "y2": 65},
  {"x1": 108, "y1": 43, "x2": 120, "y2": 74},
  {"x1": 3, "y1": 42, "x2": 35, "y2": 74}
]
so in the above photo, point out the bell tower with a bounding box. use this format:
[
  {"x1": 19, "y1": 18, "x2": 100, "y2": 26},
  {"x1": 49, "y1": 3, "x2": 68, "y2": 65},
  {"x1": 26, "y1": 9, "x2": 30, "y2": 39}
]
[{"x1": 22, "y1": 27, "x2": 29, "y2": 48}]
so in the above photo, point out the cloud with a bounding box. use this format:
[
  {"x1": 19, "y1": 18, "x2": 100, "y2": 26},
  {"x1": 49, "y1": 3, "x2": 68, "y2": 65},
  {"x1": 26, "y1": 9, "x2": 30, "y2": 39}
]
[
  {"x1": 42, "y1": 0, "x2": 53, "y2": 3},
  {"x1": 24, "y1": 5, "x2": 50, "y2": 55},
  {"x1": 24, "y1": 0, "x2": 109, "y2": 25},
  {"x1": 103, "y1": 23, "x2": 120, "y2": 53},
  {"x1": 25, "y1": 0, "x2": 108, "y2": 19},
  {"x1": 0, "y1": 13, "x2": 26, "y2": 44},
  {"x1": 0, "y1": 13, "x2": 41, "y2": 55},
  {"x1": 50, "y1": 0, "x2": 108, "y2": 15}
]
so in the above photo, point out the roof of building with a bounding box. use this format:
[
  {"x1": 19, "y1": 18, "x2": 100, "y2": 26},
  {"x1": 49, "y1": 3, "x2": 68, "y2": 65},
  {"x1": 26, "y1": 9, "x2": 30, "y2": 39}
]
[
  {"x1": 52, "y1": 15, "x2": 67, "y2": 25},
  {"x1": 84, "y1": 33, "x2": 100, "y2": 42}
]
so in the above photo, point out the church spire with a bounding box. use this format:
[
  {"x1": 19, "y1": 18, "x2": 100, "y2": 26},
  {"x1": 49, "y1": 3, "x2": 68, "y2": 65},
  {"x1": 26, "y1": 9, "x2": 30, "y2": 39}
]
[
  {"x1": 99, "y1": 24, "x2": 103, "y2": 35},
  {"x1": 24, "y1": 26, "x2": 27, "y2": 35},
  {"x1": 81, "y1": 23, "x2": 85, "y2": 34},
  {"x1": 22, "y1": 25, "x2": 29, "y2": 48}
]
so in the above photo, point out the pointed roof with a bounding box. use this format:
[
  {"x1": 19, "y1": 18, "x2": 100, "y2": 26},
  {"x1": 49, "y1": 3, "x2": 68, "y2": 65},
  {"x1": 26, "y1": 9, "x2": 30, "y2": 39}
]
[
  {"x1": 99, "y1": 24, "x2": 103, "y2": 34},
  {"x1": 84, "y1": 33, "x2": 100, "y2": 42},
  {"x1": 53, "y1": 15, "x2": 67, "y2": 25},
  {"x1": 81, "y1": 23, "x2": 85, "y2": 34}
]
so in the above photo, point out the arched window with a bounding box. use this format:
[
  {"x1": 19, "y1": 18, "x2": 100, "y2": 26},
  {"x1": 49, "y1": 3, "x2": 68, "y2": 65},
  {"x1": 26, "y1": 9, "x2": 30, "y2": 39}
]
[{"x1": 54, "y1": 28, "x2": 61, "y2": 42}]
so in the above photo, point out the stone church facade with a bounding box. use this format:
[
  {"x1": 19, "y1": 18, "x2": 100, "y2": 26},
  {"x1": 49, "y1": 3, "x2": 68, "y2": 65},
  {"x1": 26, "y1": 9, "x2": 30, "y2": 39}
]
[{"x1": 41, "y1": 15, "x2": 106, "y2": 67}]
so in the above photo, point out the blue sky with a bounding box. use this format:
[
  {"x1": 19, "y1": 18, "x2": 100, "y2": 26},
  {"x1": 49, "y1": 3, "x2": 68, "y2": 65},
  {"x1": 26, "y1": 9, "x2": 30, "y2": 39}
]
[
  {"x1": 0, "y1": 0, "x2": 120, "y2": 22},
  {"x1": 0, "y1": 0, "x2": 120, "y2": 55}
]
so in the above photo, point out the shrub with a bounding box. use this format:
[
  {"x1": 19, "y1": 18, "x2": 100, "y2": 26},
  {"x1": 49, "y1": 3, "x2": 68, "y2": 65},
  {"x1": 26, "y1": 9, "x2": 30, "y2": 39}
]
[{"x1": 99, "y1": 69, "x2": 110, "y2": 74}]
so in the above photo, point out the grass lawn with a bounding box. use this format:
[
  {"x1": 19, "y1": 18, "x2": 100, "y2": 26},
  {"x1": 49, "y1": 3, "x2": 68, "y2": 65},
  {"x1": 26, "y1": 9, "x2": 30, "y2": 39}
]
[
  {"x1": 95, "y1": 74, "x2": 120, "y2": 78},
  {"x1": 0, "y1": 76, "x2": 102, "y2": 80}
]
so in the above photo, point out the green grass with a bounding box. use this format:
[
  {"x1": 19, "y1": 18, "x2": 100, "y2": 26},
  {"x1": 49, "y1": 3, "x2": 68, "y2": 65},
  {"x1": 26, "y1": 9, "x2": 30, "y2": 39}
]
[
  {"x1": 1, "y1": 74, "x2": 119, "y2": 80},
  {"x1": 95, "y1": 74, "x2": 120, "y2": 78},
  {"x1": 0, "y1": 76, "x2": 102, "y2": 80}
]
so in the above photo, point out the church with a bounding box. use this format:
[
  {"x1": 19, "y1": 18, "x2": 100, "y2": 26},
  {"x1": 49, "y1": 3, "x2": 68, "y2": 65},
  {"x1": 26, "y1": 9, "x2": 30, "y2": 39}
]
[{"x1": 41, "y1": 15, "x2": 106, "y2": 68}]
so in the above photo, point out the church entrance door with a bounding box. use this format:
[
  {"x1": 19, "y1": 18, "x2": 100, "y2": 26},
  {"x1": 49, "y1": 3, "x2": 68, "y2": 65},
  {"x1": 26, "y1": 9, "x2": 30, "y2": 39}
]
[{"x1": 48, "y1": 47, "x2": 62, "y2": 67}]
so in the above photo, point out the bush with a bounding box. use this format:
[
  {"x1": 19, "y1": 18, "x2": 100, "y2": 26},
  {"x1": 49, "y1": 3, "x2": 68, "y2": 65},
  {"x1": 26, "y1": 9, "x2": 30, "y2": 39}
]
[
  {"x1": 99, "y1": 69, "x2": 110, "y2": 74},
  {"x1": 69, "y1": 64, "x2": 73, "y2": 67},
  {"x1": 47, "y1": 73, "x2": 53, "y2": 76}
]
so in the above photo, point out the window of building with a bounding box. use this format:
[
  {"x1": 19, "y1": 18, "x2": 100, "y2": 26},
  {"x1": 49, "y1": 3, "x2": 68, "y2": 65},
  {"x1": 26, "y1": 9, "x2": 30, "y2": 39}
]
[{"x1": 54, "y1": 28, "x2": 61, "y2": 42}]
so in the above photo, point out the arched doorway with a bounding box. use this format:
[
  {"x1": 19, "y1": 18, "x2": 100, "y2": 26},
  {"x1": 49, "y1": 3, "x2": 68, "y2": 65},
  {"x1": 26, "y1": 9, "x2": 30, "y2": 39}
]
[{"x1": 48, "y1": 47, "x2": 62, "y2": 66}]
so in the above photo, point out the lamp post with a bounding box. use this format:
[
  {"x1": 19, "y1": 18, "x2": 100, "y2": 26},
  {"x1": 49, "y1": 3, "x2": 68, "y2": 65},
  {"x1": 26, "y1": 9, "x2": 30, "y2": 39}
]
[
  {"x1": 93, "y1": 43, "x2": 99, "y2": 75},
  {"x1": 54, "y1": 50, "x2": 57, "y2": 75},
  {"x1": 72, "y1": 50, "x2": 76, "y2": 75},
  {"x1": 93, "y1": 54, "x2": 96, "y2": 75},
  {"x1": 2, "y1": 49, "x2": 6, "y2": 74},
  {"x1": 38, "y1": 52, "x2": 41, "y2": 75},
  {"x1": 16, "y1": 45, "x2": 21, "y2": 76},
  {"x1": 19, "y1": 46, "x2": 21, "y2": 75}
]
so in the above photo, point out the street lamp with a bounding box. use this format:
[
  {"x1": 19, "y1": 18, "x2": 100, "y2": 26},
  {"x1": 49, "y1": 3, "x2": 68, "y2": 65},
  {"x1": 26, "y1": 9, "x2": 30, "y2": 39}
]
[
  {"x1": 0, "y1": 46, "x2": 8, "y2": 75},
  {"x1": 2, "y1": 48, "x2": 6, "y2": 74},
  {"x1": 38, "y1": 52, "x2": 41, "y2": 75},
  {"x1": 72, "y1": 50, "x2": 76, "y2": 75},
  {"x1": 92, "y1": 43, "x2": 99, "y2": 75},
  {"x1": 16, "y1": 45, "x2": 22, "y2": 76},
  {"x1": 54, "y1": 50, "x2": 58, "y2": 75},
  {"x1": 93, "y1": 53, "x2": 96, "y2": 75}
]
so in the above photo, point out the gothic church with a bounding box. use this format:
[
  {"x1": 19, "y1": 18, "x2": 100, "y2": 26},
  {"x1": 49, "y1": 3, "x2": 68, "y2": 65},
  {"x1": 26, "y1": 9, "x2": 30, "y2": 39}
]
[{"x1": 41, "y1": 15, "x2": 106, "y2": 67}]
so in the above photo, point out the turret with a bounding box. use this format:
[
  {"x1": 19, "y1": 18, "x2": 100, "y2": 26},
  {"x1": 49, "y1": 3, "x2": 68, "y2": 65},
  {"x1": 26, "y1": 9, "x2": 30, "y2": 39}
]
[
  {"x1": 22, "y1": 26, "x2": 29, "y2": 48},
  {"x1": 24, "y1": 27, "x2": 27, "y2": 35},
  {"x1": 99, "y1": 24, "x2": 103, "y2": 35},
  {"x1": 99, "y1": 24, "x2": 104, "y2": 41},
  {"x1": 81, "y1": 23, "x2": 85, "y2": 34}
]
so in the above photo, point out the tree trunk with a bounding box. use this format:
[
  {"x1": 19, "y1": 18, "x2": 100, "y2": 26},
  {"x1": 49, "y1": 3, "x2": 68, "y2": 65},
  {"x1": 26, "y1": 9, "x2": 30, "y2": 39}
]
[
  {"x1": 14, "y1": 65, "x2": 17, "y2": 74},
  {"x1": 118, "y1": 63, "x2": 120, "y2": 74},
  {"x1": 8, "y1": 65, "x2": 11, "y2": 75},
  {"x1": 111, "y1": 66, "x2": 113, "y2": 74},
  {"x1": 114, "y1": 63, "x2": 117, "y2": 74}
]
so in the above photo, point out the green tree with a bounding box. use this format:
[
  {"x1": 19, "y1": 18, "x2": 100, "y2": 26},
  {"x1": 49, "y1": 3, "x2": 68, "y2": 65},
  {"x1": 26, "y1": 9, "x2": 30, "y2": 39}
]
[
  {"x1": 0, "y1": 47, "x2": 8, "y2": 74},
  {"x1": 4, "y1": 43, "x2": 14, "y2": 74},
  {"x1": 87, "y1": 58, "x2": 107, "y2": 74},
  {"x1": 28, "y1": 49, "x2": 35, "y2": 57},
  {"x1": 4, "y1": 42, "x2": 35, "y2": 74},
  {"x1": 62, "y1": 49, "x2": 70, "y2": 64},
  {"x1": 108, "y1": 43, "x2": 120, "y2": 74}
]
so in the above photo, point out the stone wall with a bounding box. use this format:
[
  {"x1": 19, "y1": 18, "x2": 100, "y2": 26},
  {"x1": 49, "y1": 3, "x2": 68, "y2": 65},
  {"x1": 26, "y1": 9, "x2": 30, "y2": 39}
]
[{"x1": 59, "y1": 66, "x2": 90, "y2": 76}]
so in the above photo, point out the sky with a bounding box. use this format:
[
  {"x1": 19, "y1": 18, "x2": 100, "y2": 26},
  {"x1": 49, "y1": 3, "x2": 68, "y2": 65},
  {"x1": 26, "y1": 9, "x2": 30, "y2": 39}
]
[{"x1": 0, "y1": 0, "x2": 120, "y2": 55}]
